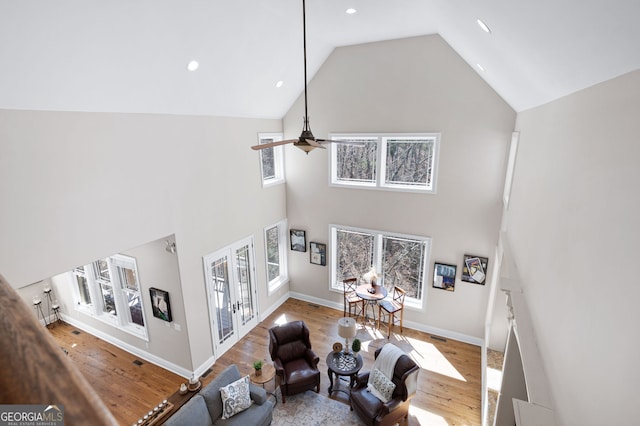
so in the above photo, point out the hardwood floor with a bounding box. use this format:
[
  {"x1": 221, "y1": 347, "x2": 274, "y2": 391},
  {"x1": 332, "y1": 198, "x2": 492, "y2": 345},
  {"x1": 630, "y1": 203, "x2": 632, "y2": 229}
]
[{"x1": 49, "y1": 298, "x2": 481, "y2": 425}]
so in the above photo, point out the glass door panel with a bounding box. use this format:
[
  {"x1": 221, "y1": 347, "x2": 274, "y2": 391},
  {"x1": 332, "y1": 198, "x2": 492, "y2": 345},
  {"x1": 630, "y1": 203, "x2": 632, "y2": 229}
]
[
  {"x1": 235, "y1": 243, "x2": 255, "y2": 327},
  {"x1": 204, "y1": 236, "x2": 258, "y2": 358}
]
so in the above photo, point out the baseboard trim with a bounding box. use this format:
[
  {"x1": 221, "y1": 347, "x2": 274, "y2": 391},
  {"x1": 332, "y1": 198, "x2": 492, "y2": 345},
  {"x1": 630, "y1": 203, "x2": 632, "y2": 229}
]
[
  {"x1": 192, "y1": 355, "x2": 216, "y2": 381},
  {"x1": 260, "y1": 292, "x2": 290, "y2": 322},
  {"x1": 288, "y1": 292, "x2": 483, "y2": 347},
  {"x1": 60, "y1": 313, "x2": 193, "y2": 379}
]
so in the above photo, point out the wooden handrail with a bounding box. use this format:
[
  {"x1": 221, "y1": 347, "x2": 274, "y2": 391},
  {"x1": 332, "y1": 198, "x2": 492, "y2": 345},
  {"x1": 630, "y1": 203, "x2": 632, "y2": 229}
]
[{"x1": 0, "y1": 275, "x2": 118, "y2": 425}]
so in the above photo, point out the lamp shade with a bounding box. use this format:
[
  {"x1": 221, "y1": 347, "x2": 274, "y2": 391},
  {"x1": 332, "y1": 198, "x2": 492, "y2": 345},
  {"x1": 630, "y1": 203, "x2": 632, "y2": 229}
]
[{"x1": 338, "y1": 317, "x2": 357, "y2": 339}]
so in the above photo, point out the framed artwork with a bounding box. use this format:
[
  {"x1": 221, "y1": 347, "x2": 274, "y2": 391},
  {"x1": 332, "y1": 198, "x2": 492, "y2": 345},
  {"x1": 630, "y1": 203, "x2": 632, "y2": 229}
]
[
  {"x1": 461, "y1": 255, "x2": 489, "y2": 285},
  {"x1": 433, "y1": 262, "x2": 457, "y2": 291},
  {"x1": 309, "y1": 242, "x2": 326, "y2": 266},
  {"x1": 290, "y1": 229, "x2": 307, "y2": 252},
  {"x1": 149, "y1": 287, "x2": 172, "y2": 322}
]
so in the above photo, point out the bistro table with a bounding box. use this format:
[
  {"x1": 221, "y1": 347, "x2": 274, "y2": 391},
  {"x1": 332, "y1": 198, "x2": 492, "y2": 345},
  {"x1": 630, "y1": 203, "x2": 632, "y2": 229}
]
[
  {"x1": 355, "y1": 284, "x2": 388, "y2": 325},
  {"x1": 326, "y1": 351, "x2": 363, "y2": 396}
]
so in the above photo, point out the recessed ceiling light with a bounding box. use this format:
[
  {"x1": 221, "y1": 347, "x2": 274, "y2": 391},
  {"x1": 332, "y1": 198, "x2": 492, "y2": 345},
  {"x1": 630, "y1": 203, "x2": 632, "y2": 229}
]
[
  {"x1": 346, "y1": 8, "x2": 356, "y2": 14},
  {"x1": 477, "y1": 18, "x2": 491, "y2": 34},
  {"x1": 187, "y1": 60, "x2": 199, "y2": 71},
  {"x1": 477, "y1": 63, "x2": 486, "y2": 72},
  {"x1": 276, "y1": 80, "x2": 284, "y2": 88}
]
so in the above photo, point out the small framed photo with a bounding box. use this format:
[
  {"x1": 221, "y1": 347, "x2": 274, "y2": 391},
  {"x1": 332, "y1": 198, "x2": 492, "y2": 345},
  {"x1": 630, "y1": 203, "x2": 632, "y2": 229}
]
[
  {"x1": 309, "y1": 242, "x2": 326, "y2": 266},
  {"x1": 290, "y1": 229, "x2": 307, "y2": 252},
  {"x1": 149, "y1": 287, "x2": 172, "y2": 322},
  {"x1": 461, "y1": 255, "x2": 489, "y2": 285},
  {"x1": 433, "y1": 262, "x2": 457, "y2": 291}
]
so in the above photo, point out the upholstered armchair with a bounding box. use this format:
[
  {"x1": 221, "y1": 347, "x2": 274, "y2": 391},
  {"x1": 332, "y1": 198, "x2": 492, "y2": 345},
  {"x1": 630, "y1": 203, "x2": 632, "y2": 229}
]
[
  {"x1": 268, "y1": 320, "x2": 321, "y2": 403},
  {"x1": 349, "y1": 345, "x2": 420, "y2": 426}
]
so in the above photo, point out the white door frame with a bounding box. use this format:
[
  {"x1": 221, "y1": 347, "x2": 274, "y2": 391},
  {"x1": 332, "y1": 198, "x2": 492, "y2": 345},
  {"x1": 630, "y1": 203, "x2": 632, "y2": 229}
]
[{"x1": 203, "y1": 236, "x2": 259, "y2": 357}]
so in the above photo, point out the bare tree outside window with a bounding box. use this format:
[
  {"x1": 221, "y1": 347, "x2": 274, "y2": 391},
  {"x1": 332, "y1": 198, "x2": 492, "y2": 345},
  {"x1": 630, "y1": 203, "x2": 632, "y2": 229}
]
[
  {"x1": 331, "y1": 225, "x2": 430, "y2": 306},
  {"x1": 331, "y1": 133, "x2": 439, "y2": 193},
  {"x1": 265, "y1": 225, "x2": 280, "y2": 282},
  {"x1": 384, "y1": 138, "x2": 433, "y2": 187},
  {"x1": 382, "y1": 236, "x2": 426, "y2": 299},
  {"x1": 258, "y1": 133, "x2": 284, "y2": 186},
  {"x1": 335, "y1": 138, "x2": 378, "y2": 183},
  {"x1": 264, "y1": 219, "x2": 288, "y2": 293},
  {"x1": 336, "y1": 229, "x2": 374, "y2": 283},
  {"x1": 260, "y1": 139, "x2": 276, "y2": 180}
]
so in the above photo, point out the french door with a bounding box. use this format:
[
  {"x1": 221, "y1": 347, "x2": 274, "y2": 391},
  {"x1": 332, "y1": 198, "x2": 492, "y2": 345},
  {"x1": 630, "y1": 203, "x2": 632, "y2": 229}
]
[{"x1": 203, "y1": 236, "x2": 258, "y2": 357}]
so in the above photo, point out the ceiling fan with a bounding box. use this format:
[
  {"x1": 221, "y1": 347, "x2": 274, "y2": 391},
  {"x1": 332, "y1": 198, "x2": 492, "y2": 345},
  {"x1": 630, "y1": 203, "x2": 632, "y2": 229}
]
[{"x1": 251, "y1": 0, "x2": 353, "y2": 154}]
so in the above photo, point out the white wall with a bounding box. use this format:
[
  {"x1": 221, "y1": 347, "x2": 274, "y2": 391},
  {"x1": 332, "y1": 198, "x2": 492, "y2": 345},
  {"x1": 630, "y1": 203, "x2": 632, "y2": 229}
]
[
  {"x1": 507, "y1": 70, "x2": 640, "y2": 425},
  {"x1": 283, "y1": 35, "x2": 516, "y2": 340},
  {"x1": 0, "y1": 109, "x2": 287, "y2": 371},
  {"x1": 17, "y1": 235, "x2": 193, "y2": 372}
]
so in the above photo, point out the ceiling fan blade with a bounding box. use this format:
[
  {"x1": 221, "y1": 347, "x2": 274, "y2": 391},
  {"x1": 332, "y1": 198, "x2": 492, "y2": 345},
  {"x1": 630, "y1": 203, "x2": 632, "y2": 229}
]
[
  {"x1": 305, "y1": 139, "x2": 326, "y2": 149},
  {"x1": 251, "y1": 139, "x2": 297, "y2": 150}
]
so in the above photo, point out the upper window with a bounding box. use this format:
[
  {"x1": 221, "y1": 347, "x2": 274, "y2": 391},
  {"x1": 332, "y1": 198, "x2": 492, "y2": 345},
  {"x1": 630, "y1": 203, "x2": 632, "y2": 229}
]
[
  {"x1": 258, "y1": 133, "x2": 285, "y2": 187},
  {"x1": 330, "y1": 133, "x2": 440, "y2": 193},
  {"x1": 330, "y1": 224, "x2": 431, "y2": 308},
  {"x1": 263, "y1": 219, "x2": 289, "y2": 293},
  {"x1": 71, "y1": 255, "x2": 147, "y2": 340}
]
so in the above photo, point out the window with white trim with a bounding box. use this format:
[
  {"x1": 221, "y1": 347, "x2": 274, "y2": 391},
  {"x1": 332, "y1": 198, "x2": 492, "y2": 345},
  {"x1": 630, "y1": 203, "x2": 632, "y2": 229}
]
[
  {"x1": 258, "y1": 133, "x2": 285, "y2": 187},
  {"x1": 73, "y1": 265, "x2": 92, "y2": 307},
  {"x1": 70, "y1": 255, "x2": 148, "y2": 339},
  {"x1": 330, "y1": 224, "x2": 431, "y2": 308},
  {"x1": 330, "y1": 133, "x2": 440, "y2": 193},
  {"x1": 264, "y1": 219, "x2": 289, "y2": 293}
]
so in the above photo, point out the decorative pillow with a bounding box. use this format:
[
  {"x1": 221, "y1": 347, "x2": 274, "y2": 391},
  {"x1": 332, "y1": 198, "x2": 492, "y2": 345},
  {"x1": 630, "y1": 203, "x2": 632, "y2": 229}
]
[
  {"x1": 367, "y1": 368, "x2": 396, "y2": 403},
  {"x1": 220, "y1": 375, "x2": 252, "y2": 419}
]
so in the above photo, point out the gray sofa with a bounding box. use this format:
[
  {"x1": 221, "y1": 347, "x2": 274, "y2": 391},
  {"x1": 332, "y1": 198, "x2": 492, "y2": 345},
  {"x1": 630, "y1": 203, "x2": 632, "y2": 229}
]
[{"x1": 165, "y1": 364, "x2": 274, "y2": 426}]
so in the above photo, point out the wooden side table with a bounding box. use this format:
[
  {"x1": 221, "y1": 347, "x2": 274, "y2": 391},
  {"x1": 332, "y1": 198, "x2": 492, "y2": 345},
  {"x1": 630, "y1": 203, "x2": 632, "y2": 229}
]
[{"x1": 249, "y1": 363, "x2": 277, "y2": 403}]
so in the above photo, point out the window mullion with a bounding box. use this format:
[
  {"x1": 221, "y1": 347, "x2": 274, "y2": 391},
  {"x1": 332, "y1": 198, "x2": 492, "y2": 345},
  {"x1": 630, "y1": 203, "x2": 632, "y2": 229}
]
[
  {"x1": 86, "y1": 263, "x2": 102, "y2": 317},
  {"x1": 109, "y1": 259, "x2": 128, "y2": 327},
  {"x1": 374, "y1": 233, "x2": 384, "y2": 287},
  {"x1": 378, "y1": 136, "x2": 386, "y2": 187}
]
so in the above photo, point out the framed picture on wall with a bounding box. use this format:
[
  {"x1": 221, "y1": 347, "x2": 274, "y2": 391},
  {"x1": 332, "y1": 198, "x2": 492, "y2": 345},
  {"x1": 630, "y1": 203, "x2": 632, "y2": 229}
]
[
  {"x1": 433, "y1": 262, "x2": 457, "y2": 291},
  {"x1": 461, "y1": 255, "x2": 489, "y2": 285},
  {"x1": 309, "y1": 242, "x2": 326, "y2": 266},
  {"x1": 149, "y1": 287, "x2": 172, "y2": 322},
  {"x1": 290, "y1": 229, "x2": 307, "y2": 252}
]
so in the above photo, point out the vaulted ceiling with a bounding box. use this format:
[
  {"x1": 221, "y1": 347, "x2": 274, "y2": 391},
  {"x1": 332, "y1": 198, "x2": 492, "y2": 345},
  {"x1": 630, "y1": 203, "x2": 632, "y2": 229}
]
[{"x1": 2, "y1": 0, "x2": 639, "y2": 118}]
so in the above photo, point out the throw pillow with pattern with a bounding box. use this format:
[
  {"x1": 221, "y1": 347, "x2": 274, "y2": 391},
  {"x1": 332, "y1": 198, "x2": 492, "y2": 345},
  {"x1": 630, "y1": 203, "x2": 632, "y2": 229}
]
[
  {"x1": 220, "y1": 375, "x2": 252, "y2": 419},
  {"x1": 367, "y1": 368, "x2": 396, "y2": 403}
]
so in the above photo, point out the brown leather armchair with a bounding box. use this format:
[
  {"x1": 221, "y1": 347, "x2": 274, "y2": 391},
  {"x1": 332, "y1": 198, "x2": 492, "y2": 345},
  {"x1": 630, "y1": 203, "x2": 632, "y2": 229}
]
[
  {"x1": 349, "y1": 346, "x2": 420, "y2": 426},
  {"x1": 268, "y1": 320, "x2": 321, "y2": 403}
]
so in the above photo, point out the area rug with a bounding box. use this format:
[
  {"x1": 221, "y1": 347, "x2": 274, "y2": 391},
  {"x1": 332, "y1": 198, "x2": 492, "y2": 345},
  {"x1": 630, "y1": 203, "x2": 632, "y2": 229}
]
[{"x1": 271, "y1": 390, "x2": 365, "y2": 426}]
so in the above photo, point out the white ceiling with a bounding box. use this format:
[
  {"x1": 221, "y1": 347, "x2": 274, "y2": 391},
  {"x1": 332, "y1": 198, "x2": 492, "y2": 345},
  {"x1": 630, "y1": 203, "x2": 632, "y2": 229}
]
[{"x1": 1, "y1": 0, "x2": 639, "y2": 118}]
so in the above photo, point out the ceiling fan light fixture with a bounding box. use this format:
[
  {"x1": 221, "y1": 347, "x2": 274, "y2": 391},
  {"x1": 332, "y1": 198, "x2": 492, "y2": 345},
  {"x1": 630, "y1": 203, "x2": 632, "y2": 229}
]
[{"x1": 276, "y1": 80, "x2": 284, "y2": 88}]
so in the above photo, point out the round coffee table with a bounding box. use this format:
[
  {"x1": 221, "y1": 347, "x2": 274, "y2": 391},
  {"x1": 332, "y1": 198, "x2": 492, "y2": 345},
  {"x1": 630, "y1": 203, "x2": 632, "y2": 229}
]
[
  {"x1": 326, "y1": 351, "x2": 363, "y2": 396},
  {"x1": 249, "y1": 363, "x2": 277, "y2": 403}
]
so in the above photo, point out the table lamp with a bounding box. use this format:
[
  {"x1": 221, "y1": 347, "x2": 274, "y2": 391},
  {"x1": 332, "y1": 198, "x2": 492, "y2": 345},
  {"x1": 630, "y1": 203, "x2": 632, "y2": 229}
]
[{"x1": 338, "y1": 317, "x2": 357, "y2": 353}]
